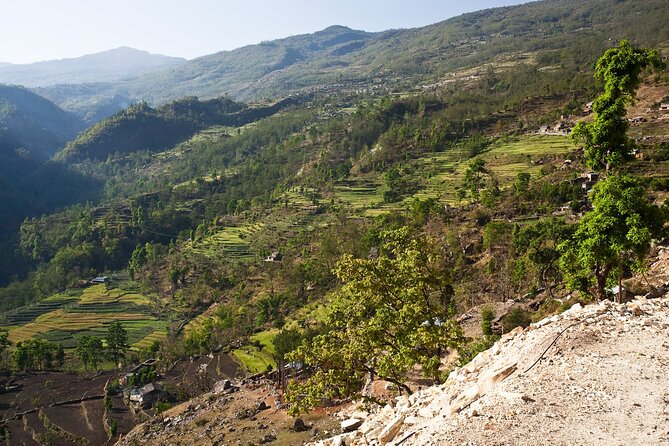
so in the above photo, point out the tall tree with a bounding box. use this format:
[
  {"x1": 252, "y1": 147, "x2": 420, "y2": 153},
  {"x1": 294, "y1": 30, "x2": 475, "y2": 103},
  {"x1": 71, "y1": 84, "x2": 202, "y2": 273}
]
[
  {"x1": 571, "y1": 40, "x2": 664, "y2": 170},
  {"x1": 286, "y1": 227, "x2": 462, "y2": 414},
  {"x1": 559, "y1": 175, "x2": 668, "y2": 301},
  {"x1": 105, "y1": 320, "x2": 129, "y2": 366},
  {"x1": 76, "y1": 336, "x2": 104, "y2": 370}
]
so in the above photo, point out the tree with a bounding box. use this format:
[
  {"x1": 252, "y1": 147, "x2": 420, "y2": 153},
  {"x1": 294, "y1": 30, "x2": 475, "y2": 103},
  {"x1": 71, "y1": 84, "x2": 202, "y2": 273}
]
[
  {"x1": 286, "y1": 227, "x2": 462, "y2": 414},
  {"x1": 105, "y1": 320, "x2": 129, "y2": 366},
  {"x1": 559, "y1": 175, "x2": 668, "y2": 301},
  {"x1": 571, "y1": 40, "x2": 663, "y2": 170},
  {"x1": 76, "y1": 336, "x2": 104, "y2": 370},
  {"x1": 12, "y1": 339, "x2": 56, "y2": 371},
  {"x1": 513, "y1": 218, "x2": 573, "y2": 295},
  {"x1": 0, "y1": 330, "x2": 10, "y2": 356},
  {"x1": 55, "y1": 343, "x2": 65, "y2": 368},
  {"x1": 462, "y1": 158, "x2": 489, "y2": 199}
]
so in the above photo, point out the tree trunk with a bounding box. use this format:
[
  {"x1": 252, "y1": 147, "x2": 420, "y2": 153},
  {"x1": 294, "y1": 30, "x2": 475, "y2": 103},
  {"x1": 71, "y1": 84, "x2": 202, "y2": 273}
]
[{"x1": 595, "y1": 264, "x2": 611, "y2": 301}]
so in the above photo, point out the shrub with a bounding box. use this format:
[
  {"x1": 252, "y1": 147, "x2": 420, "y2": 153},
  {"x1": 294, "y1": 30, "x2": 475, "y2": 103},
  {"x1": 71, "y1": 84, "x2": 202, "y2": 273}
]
[
  {"x1": 502, "y1": 307, "x2": 532, "y2": 333},
  {"x1": 481, "y1": 306, "x2": 496, "y2": 336}
]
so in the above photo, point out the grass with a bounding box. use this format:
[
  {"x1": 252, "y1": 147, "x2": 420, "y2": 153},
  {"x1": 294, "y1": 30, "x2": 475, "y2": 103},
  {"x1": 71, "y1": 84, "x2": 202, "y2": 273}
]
[
  {"x1": 132, "y1": 329, "x2": 168, "y2": 351},
  {"x1": 230, "y1": 330, "x2": 279, "y2": 374},
  {"x1": 232, "y1": 346, "x2": 276, "y2": 374}
]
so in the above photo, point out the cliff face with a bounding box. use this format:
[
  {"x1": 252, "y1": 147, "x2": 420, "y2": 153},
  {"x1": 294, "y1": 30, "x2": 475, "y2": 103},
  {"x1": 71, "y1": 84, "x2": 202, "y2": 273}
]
[{"x1": 316, "y1": 248, "x2": 669, "y2": 446}]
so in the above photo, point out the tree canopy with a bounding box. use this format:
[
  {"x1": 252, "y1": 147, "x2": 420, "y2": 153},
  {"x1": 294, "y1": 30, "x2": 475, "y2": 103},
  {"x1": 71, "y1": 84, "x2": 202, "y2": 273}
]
[
  {"x1": 286, "y1": 227, "x2": 462, "y2": 414},
  {"x1": 559, "y1": 175, "x2": 668, "y2": 300},
  {"x1": 571, "y1": 40, "x2": 664, "y2": 169},
  {"x1": 105, "y1": 320, "x2": 129, "y2": 366},
  {"x1": 76, "y1": 335, "x2": 104, "y2": 370}
]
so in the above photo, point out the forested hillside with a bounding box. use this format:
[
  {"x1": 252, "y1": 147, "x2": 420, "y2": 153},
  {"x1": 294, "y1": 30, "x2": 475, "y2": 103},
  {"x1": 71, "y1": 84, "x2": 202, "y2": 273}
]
[{"x1": 0, "y1": 0, "x2": 668, "y2": 443}]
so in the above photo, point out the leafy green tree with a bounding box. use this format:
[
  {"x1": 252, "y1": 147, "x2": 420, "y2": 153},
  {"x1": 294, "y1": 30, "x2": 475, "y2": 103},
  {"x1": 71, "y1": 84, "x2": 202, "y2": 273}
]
[
  {"x1": 571, "y1": 40, "x2": 663, "y2": 169},
  {"x1": 286, "y1": 227, "x2": 462, "y2": 414},
  {"x1": 12, "y1": 339, "x2": 56, "y2": 371},
  {"x1": 559, "y1": 175, "x2": 668, "y2": 301},
  {"x1": 481, "y1": 306, "x2": 496, "y2": 337},
  {"x1": 513, "y1": 218, "x2": 573, "y2": 294},
  {"x1": 105, "y1": 321, "x2": 129, "y2": 366},
  {"x1": 55, "y1": 343, "x2": 65, "y2": 368},
  {"x1": 514, "y1": 172, "x2": 531, "y2": 198},
  {"x1": 0, "y1": 330, "x2": 10, "y2": 356},
  {"x1": 272, "y1": 329, "x2": 302, "y2": 365},
  {"x1": 462, "y1": 158, "x2": 489, "y2": 199},
  {"x1": 76, "y1": 336, "x2": 104, "y2": 370}
]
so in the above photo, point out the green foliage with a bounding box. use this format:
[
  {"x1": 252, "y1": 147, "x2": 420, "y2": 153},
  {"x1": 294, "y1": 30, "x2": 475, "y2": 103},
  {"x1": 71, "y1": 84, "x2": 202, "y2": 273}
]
[
  {"x1": 502, "y1": 307, "x2": 532, "y2": 333},
  {"x1": 480, "y1": 306, "x2": 496, "y2": 337},
  {"x1": 75, "y1": 335, "x2": 104, "y2": 370},
  {"x1": 513, "y1": 218, "x2": 573, "y2": 291},
  {"x1": 514, "y1": 172, "x2": 531, "y2": 198},
  {"x1": 271, "y1": 329, "x2": 303, "y2": 364},
  {"x1": 109, "y1": 420, "x2": 118, "y2": 438},
  {"x1": 12, "y1": 338, "x2": 57, "y2": 371},
  {"x1": 55, "y1": 343, "x2": 65, "y2": 367},
  {"x1": 127, "y1": 365, "x2": 158, "y2": 387},
  {"x1": 559, "y1": 175, "x2": 668, "y2": 300},
  {"x1": 462, "y1": 158, "x2": 489, "y2": 199},
  {"x1": 57, "y1": 96, "x2": 252, "y2": 162},
  {"x1": 571, "y1": 40, "x2": 664, "y2": 169},
  {"x1": 0, "y1": 330, "x2": 10, "y2": 356},
  {"x1": 106, "y1": 320, "x2": 130, "y2": 366},
  {"x1": 286, "y1": 227, "x2": 463, "y2": 414}
]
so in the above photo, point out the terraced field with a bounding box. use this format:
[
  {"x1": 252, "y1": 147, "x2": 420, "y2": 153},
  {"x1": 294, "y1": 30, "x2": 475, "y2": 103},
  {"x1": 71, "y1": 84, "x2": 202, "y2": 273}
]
[
  {"x1": 189, "y1": 222, "x2": 265, "y2": 262},
  {"x1": 413, "y1": 134, "x2": 576, "y2": 204},
  {"x1": 1, "y1": 284, "x2": 168, "y2": 350}
]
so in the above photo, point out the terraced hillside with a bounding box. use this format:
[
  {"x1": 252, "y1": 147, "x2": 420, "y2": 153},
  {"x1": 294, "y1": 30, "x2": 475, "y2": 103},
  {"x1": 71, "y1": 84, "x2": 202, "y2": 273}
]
[
  {"x1": 1, "y1": 284, "x2": 169, "y2": 351},
  {"x1": 315, "y1": 134, "x2": 578, "y2": 217}
]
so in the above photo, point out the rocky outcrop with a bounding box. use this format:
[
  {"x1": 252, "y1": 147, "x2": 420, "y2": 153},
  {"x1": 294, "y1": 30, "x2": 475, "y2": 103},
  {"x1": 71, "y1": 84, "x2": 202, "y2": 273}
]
[{"x1": 314, "y1": 293, "x2": 669, "y2": 445}]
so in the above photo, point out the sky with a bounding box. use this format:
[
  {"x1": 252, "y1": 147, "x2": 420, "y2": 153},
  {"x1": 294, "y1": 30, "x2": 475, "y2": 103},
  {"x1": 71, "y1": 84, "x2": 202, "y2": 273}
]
[{"x1": 0, "y1": 0, "x2": 530, "y2": 64}]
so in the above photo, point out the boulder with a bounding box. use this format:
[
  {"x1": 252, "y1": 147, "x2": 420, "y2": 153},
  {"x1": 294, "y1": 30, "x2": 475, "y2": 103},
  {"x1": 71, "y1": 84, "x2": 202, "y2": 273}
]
[
  {"x1": 341, "y1": 418, "x2": 364, "y2": 433},
  {"x1": 378, "y1": 415, "x2": 405, "y2": 445},
  {"x1": 446, "y1": 384, "x2": 481, "y2": 415},
  {"x1": 293, "y1": 418, "x2": 310, "y2": 432}
]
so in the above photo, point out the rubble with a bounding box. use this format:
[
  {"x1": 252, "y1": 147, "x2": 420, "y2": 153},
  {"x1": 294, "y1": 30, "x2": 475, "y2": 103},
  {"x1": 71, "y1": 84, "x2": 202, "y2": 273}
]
[{"x1": 311, "y1": 292, "x2": 669, "y2": 446}]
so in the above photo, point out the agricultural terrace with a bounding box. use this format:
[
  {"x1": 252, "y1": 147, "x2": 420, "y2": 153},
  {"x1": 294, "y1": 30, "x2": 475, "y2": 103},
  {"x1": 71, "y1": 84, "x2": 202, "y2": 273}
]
[{"x1": 1, "y1": 284, "x2": 168, "y2": 350}]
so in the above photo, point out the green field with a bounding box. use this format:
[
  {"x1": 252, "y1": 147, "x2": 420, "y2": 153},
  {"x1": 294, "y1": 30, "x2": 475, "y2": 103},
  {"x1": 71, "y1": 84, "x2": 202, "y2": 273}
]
[
  {"x1": 1, "y1": 284, "x2": 167, "y2": 350},
  {"x1": 232, "y1": 329, "x2": 278, "y2": 374}
]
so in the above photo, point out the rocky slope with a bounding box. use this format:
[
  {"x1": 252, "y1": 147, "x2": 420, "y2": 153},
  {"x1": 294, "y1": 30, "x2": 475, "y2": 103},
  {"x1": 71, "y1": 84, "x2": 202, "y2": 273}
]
[{"x1": 318, "y1": 248, "x2": 669, "y2": 446}]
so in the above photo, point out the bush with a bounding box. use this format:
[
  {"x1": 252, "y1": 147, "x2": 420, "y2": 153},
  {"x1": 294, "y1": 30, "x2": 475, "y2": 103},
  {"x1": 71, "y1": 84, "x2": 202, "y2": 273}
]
[
  {"x1": 480, "y1": 306, "x2": 496, "y2": 336},
  {"x1": 502, "y1": 307, "x2": 532, "y2": 333}
]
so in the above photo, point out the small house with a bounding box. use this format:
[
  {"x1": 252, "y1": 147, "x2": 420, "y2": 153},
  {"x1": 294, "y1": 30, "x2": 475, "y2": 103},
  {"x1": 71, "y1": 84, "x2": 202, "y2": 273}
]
[
  {"x1": 660, "y1": 103, "x2": 669, "y2": 111},
  {"x1": 129, "y1": 383, "x2": 164, "y2": 409},
  {"x1": 90, "y1": 276, "x2": 109, "y2": 284},
  {"x1": 264, "y1": 251, "x2": 283, "y2": 262}
]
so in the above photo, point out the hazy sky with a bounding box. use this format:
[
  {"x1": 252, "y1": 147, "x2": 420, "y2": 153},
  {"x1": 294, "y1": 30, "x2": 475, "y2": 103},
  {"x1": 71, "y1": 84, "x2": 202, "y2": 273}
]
[{"x1": 0, "y1": 0, "x2": 530, "y2": 64}]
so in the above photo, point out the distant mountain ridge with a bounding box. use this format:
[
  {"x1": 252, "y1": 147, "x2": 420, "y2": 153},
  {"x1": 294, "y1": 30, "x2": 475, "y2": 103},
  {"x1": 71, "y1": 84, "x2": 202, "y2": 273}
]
[
  {"x1": 32, "y1": 0, "x2": 669, "y2": 123},
  {"x1": 0, "y1": 84, "x2": 84, "y2": 158},
  {"x1": 0, "y1": 47, "x2": 185, "y2": 87},
  {"x1": 0, "y1": 85, "x2": 99, "y2": 238}
]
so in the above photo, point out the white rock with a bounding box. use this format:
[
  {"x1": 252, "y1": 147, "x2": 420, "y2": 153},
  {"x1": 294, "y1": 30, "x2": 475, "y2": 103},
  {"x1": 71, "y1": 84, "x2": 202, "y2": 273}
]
[
  {"x1": 342, "y1": 418, "x2": 364, "y2": 433},
  {"x1": 377, "y1": 415, "x2": 405, "y2": 445},
  {"x1": 445, "y1": 384, "x2": 480, "y2": 415}
]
